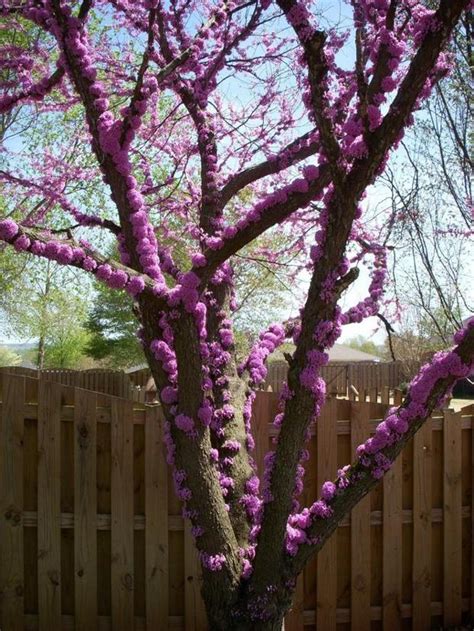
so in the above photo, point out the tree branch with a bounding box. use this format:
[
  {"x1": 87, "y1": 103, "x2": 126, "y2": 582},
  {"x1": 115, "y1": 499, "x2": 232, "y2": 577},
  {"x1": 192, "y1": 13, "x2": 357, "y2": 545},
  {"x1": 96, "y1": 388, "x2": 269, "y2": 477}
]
[
  {"x1": 220, "y1": 129, "x2": 320, "y2": 208},
  {"x1": 288, "y1": 323, "x2": 474, "y2": 577},
  {"x1": 195, "y1": 165, "x2": 332, "y2": 282}
]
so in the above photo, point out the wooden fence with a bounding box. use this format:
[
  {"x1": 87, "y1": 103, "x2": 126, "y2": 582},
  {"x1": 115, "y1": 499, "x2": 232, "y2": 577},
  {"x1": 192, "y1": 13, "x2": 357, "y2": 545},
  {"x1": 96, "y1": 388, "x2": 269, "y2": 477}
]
[
  {"x1": 4, "y1": 367, "x2": 135, "y2": 399},
  {"x1": 264, "y1": 361, "x2": 417, "y2": 396},
  {"x1": 4, "y1": 362, "x2": 416, "y2": 404},
  {"x1": 0, "y1": 373, "x2": 472, "y2": 630}
]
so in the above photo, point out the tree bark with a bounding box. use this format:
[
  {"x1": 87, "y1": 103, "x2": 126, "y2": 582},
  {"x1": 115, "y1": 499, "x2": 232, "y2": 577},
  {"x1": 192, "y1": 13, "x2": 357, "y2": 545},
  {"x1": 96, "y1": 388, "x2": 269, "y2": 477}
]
[
  {"x1": 205, "y1": 606, "x2": 286, "y2": 631},
  {"x1": 37, "y1": 334, "x2": 45, "y2": 370}
]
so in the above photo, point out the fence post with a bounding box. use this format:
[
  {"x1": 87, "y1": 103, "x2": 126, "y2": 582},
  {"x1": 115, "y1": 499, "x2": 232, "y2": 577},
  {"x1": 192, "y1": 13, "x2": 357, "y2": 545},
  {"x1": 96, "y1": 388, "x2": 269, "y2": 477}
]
[
  {"x1": 38, "y1": 379, "x2": 62, "y2": 630},
  {"x1": 316, "y1": 398, "x2": 338, "y2": 630},
  {"x1": 350, "y1": 401, "x2": 371, "y2": 631},
  {"x1": 443, "y1": 409, "x2": 462, "y2": 626},
  {"x1": 145, "y1": 406, "x2": 169, "y2": 630},
  {"x1": 74, "y1": 389, "x2": 98, "y2": 631},
  {"x1": 382, "y1": 443, "x2": 402, "y2": 629},
  {"x1": 412, "y1": 418, "x2": 432, "y2": 629},
  {"x1": 0, "y1": 374, "x2": 25, "y2": 631},
  {"x1": 111, "y1": 398, "x2": 135, "y2": 630},
  {"x1": 184, "y1": 519, "x2": 207, "y2": 630}
]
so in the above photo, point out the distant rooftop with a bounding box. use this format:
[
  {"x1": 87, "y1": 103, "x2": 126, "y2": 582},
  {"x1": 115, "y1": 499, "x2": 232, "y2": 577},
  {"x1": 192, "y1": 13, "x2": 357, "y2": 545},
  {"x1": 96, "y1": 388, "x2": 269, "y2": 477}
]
[
  {"x1": 126, "y1": 343, "x2": 381, "y2": 376},
  {"x1": 271, "y1": 343, "x2": 381, "y2": 363}
]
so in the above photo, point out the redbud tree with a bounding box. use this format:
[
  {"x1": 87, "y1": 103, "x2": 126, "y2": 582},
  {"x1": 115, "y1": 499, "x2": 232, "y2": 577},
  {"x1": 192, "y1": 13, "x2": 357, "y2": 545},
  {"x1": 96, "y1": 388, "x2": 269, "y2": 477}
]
[{"x1": 0, "y1": 0, "x2": 473, "y2": 628}]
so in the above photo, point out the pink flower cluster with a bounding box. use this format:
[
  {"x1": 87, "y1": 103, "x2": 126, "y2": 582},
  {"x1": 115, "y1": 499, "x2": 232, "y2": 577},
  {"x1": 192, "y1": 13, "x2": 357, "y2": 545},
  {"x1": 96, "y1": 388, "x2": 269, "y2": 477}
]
[
  {"x1": 0, "y1": 219, "x2": 148, "y2": 296},
  {"x1": 284, "y1": 495, "x2": 333, "y2": 556},
  {"x1": 342, "y1": 247, "x2": 387, "y2": 325},
  {"x1": 51, "y1": 7, "x2": 168, "y2": 291},
  {"x1": 200, "y1": 552, "x2": 226, "y2": 572},
  {"x1": 242, "y1": 324, "x2": 286, "y2": 387},
  {"x1": 355, "y1": 341, "x2": 473, "y2": 479}
]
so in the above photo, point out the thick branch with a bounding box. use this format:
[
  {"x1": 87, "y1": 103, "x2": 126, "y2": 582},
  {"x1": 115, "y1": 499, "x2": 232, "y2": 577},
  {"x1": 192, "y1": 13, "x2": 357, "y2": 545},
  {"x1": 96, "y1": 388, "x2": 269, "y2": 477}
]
[
  {"x1": 353, "y1": 0, "x2": 470, "y2": 194},
  {"x1": 220, "y1": 130, "x2": 320, "y2": 208},
  {"x1": 276, "y1": 0, "x2": 342, "y2": 174},
  {"x1": 196, "y1": 165, "x2": 332, "y2": 281},
  {"x1": 0, "y1": 224, "x2": 164, "y2": 303},
  {"x1": 288, "y1": 324, "x2": 474, "y2": 577}
]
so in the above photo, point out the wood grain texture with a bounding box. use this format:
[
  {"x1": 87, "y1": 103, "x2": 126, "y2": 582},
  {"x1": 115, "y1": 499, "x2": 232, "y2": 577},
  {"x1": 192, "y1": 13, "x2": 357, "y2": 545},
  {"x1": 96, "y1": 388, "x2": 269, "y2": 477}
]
[
  {"x1": 37, "y1": 379, "x2": 62, "y2": 630},
  {"x1": 443, "y1": 409, "x2": 462, "y2": 627},
  {"x1": 284, "y1": 573, "x2": 304, "y2": 631},
  {"x1": 0, "y1": 374, "x2": 25, "y2": 631},
  {"x1": 74, "y1": 389, "x2": 98, "y2": 631},
  {"x1": 184, "y1": 520, "x2": 207, "y2": 631},
  {"x1": 111, "y1": 398, "x2": 134, "y2": 630},
  {"x1": 145, "y1": 406, "x2": 168, "y2": 630},
  {"x1": 316, "y1": 398, "x2": 338, "y2": 631},
  {"x1": 412, "y1": 418, "x2": 432, "y2": 630},
  {"x1": 382, "y1": 450, "x2": 402, "y2": 630},
  {"x1": 350, "y1": 402, "x2": 371, "y2": 631}
]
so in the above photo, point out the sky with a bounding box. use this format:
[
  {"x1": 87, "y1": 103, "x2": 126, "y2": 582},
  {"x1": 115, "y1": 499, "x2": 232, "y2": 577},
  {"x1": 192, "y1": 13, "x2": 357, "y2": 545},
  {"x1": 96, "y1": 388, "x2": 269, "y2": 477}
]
[{"x1": 1, "y1": 1, "x2": 470, "y2": 351}]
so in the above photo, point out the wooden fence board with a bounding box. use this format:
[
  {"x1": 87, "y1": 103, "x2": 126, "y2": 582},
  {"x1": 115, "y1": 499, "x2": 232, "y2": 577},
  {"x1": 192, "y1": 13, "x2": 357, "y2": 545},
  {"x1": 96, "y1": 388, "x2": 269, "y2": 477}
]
[
  {"x1": 316, "y1": 398, "x2": 338, "y2": 631},
  {"x1": 251, "y1": 392, "x2": 272, "y2": 478},
  {"x1": 0, "y1": 378, "x2": 472, "y2": 630},
  {"x1": 37, "y1": 380, "x2": 62, "y2": 630},
  {"x1": 74, "y1": 389, "x2": 98, "y2": 631},
  {"x1": 382, "y1": 450, "x2": 402, "y2": 630},
  {"x1": 145, "y1": 406, "x2": 168, "y2": 630},
  {"x1": 111, "y1": 399, "x2": 135, "y2": 630},
  {"x1": 443, "y1": 409, "x2": 462, "y2": 626},
  {"x1": 412, "y1": 418, "x2": 432, "y2": 630},
  {"x1": 0, "y1": 374, "x2": 25, "y2": 631},
  {"x1": 350, "y1": 402, "x2": 371, "y2": 631},
  {"x1": 263, "y1": 361, "x2": 417, "y2": 395}
]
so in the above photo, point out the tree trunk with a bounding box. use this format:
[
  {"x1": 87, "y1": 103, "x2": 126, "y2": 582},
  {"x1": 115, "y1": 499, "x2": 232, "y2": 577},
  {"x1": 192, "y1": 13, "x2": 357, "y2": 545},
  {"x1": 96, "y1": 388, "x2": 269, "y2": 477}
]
[
  {"x1": 37, "y1": 334, "x2": 45, "y2": 370},
  {"x1": 203, "y1": 585, "x2": 291, "y2": 631},
  {"x1": 205, "y1": 609, "x2": 285, "y2": 631}
]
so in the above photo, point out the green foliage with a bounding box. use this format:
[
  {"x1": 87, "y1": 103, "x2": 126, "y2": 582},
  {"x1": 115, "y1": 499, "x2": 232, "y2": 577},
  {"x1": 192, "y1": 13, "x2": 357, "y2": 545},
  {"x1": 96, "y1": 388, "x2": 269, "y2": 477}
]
[
  {"x1": 346, "y1": 336, "x2": 383, "y2": 358},
  {"x1": 0, "y1": 346, "x2": 21, "y2": 367},
  {"x1": 0, "y1": 251, "x2": 91, "y2": 368},
  {"x1": 85, "y1": 282, "x2": 145, "y2": 368},
  {"x1": 43, "y1": 327, "x2": 92, "y2": 369}
]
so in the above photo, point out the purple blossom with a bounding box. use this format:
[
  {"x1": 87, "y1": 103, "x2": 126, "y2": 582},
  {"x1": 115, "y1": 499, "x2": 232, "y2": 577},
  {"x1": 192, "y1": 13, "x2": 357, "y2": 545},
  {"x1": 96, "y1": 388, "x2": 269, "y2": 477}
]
[{"x1": 0, "y1": 219, "x2": 19, "y2": 240}]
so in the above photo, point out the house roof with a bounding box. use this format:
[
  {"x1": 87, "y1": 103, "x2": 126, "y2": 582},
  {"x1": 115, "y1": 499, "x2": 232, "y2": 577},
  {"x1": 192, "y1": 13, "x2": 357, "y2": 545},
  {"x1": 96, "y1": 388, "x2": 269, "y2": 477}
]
[
  {"x1": 326, "y1": 344, "x2": 381, "y2": 363},
  {"x1": 271, "y1": 343, "x2": 381, "y2": 363},
  {"x1": 127, "y1": 343, "x2": 382, "y2": 378}
]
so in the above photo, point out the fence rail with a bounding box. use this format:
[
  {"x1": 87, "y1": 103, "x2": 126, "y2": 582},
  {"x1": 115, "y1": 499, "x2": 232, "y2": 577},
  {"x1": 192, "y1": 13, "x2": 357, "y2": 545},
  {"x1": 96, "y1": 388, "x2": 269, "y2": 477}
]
[
  {"x1": 4, "y1": 366, "x2": 137, "y2": 400},
  {"x1": 0, "y1": 372, "x2": 472, "y2": 630},
  {"x1": 4, "y1": 362, "x2": 417, "y2": 404}
]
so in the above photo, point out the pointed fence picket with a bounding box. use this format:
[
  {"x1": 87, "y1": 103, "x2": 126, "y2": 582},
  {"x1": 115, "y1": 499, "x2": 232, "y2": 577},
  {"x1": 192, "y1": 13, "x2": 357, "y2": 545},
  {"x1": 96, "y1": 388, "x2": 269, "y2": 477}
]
[{"x1": 0, "y1": 370, "x2": 472, "y2": 630}]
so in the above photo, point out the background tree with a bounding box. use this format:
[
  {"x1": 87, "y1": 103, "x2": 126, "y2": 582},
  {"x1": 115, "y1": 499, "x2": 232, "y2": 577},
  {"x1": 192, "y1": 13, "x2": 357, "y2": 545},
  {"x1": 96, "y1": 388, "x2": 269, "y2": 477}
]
[
  {"x1": 85, "y1": 238, "x2": 298, "y2": 368},
  {"x1": 346, "y1": 335, "x2": 383, "y2": 357},
  {"x1": 0, "y1": 251, "x2": 90, "y2": 368},
  {"x1": 381, "y1": 7, "x2": 473, "y2": 341},
  {"x1": 85, "y1": 279, "x2": 145, "y2": 367},
  {"x1": 0, "y1": 1, "x2": 472, "y2": 628},
  {"x1": 0, "y1": 346, "x2": 21, "y2": 368},
  {"x1": 43, "y1": 324, "x2": 91, "y2": 368}
]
